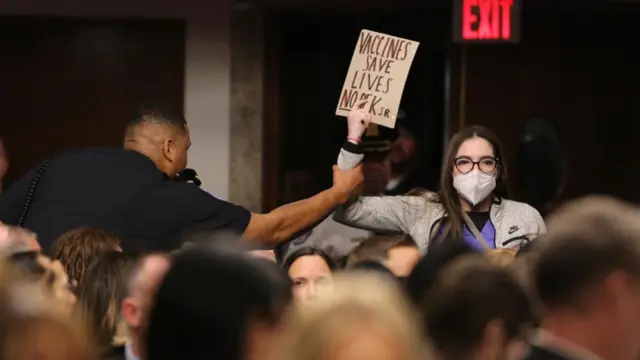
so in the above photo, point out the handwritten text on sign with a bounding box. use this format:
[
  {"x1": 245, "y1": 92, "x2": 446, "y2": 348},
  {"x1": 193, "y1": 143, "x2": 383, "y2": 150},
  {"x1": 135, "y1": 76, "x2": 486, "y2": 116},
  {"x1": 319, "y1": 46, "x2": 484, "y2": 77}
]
[{"x1": 336, "y1": 30, "x2": 419, "y2": 128}]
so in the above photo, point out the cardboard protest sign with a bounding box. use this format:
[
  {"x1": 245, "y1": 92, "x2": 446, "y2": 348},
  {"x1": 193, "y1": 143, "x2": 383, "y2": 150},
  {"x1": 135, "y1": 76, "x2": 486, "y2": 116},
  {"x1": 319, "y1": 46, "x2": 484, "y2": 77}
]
[{"x1": 336, "y1": 30, "x2": 419, "y2": 128}]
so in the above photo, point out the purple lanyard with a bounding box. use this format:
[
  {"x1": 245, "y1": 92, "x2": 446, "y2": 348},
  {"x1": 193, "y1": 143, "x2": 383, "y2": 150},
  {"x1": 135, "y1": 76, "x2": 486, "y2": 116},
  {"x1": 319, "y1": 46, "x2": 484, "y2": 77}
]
[
  {"x1": 462, "y1": 220, "x2": 496, "y2": 251},
  {"x1": 437, "y1": 219, "x2": 496, "y2": 251}
]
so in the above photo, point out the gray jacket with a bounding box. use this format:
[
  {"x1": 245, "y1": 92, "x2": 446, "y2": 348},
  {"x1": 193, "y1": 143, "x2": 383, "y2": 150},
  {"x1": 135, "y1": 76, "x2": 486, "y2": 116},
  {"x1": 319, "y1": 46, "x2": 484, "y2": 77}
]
[{"x1": 335, "y1": 148, "x2": 546, "y2": 252}]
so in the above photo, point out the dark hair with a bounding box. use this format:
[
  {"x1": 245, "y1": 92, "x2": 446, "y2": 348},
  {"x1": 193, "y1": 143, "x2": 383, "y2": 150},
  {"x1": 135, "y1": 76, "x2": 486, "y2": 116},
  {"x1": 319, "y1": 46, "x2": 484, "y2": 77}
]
[
  {"x1": 76, "y1": 251, "x2": 138, "y2": 349},
  {"x1": 405, "y1": 239, "x2": 475, "y2": 305},
  {"x1": 432, "y1": 125, "x2": 509, "y2": 243},
  {"x1": 282, "y1": 247, "x2": 337, "y2": 271},
  {"x1": 51, "y1": 227, "x2": 121, "y2": 286},
  {"x1": 345, "y1": 234, "x2": 416, "y2": 268},
  {"x1": 125, "y1": 102, "x2": 186, "y2": 136},
  {"x1": 422, "y1": 256, "x2": 533, "y2": 359},
  {"x1": 145, "y1": 247, "x2": 292, "y2": 360}
]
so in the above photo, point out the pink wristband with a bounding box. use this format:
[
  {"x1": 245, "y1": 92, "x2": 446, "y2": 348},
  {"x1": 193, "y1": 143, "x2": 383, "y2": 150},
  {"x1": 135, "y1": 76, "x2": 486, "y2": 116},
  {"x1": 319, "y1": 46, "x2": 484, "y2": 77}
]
[{"x1": 347, "y1": 137, "x2": 361, "y2": 144}]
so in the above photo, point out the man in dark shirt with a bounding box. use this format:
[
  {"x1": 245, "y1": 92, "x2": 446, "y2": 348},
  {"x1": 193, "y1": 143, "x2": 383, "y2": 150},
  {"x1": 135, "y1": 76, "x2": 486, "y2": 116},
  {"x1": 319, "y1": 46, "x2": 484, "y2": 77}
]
[{"x1": 0, "y1": 104, "x2": 364, "y2": 252}]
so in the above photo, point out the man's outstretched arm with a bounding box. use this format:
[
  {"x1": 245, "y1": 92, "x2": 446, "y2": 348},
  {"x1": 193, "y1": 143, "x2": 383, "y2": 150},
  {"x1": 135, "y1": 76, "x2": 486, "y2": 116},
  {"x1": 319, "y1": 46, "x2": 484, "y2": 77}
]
[{"x1": 241, "y1": 165, "x2": 363, "y2": 247}]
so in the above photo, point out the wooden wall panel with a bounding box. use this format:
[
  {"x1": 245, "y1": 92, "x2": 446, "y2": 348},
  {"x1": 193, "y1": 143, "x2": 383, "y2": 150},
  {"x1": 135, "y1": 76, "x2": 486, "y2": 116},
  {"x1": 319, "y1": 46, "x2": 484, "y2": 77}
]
[
  {"x1": 0, "y1": 17, "x2": 185, "y2": 186},
  {"x1": 450, "y1": 8, "x2": 640, "y2": 203}
]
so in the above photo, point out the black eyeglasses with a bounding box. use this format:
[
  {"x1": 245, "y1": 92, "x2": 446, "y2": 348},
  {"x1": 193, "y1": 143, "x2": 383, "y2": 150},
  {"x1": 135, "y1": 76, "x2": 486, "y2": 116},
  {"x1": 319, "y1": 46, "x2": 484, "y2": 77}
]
[{"x1": 454, "y1": 156, "x2": 498, "y2": 174}]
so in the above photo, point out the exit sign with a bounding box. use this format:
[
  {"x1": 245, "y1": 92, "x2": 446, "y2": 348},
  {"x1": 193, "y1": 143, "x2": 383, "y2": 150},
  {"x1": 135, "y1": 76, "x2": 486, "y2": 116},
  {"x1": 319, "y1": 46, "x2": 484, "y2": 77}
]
[{"x1": 453, "y1": 0, "x2": 521, "y2": 43}]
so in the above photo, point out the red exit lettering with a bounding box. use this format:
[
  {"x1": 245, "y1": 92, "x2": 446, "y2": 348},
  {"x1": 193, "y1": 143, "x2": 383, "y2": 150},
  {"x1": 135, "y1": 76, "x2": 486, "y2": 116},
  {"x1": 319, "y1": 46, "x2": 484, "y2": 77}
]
[{"x1": 462, "y1": 0, "x2": 513, "y2": 40}]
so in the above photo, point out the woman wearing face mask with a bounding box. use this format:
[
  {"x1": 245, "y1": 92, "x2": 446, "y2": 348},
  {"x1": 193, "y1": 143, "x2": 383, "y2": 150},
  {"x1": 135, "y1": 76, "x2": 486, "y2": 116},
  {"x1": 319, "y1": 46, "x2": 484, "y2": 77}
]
[{"x1": 334, "y1": 101, "x2": 545, "y2": 252}]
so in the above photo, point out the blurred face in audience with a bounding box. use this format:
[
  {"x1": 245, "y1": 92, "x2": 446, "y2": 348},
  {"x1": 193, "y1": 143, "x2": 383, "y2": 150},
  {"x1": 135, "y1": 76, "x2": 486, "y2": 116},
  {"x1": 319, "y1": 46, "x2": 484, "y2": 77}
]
[
  {"x1": 3, "y1": 290, "x2": 91, "y2": 360},
  {"x1": 40, "y1": 255, "x2": 77, "y2": 311},
  {"x1": 10, "y1": 252, "x2": 77, "y2": 313},
  {"x1": 384, "y1": 245, "x2": 420, "y2": 277},
  {"x1": 363, "y1": 161, "x2": 390, "y2": 196},
  {"x1": 389, "y1": 126, "x2": 416, "y2": 167},
  {"x1": 288, "y1": 255, "x2": 332, "y2": 301}
]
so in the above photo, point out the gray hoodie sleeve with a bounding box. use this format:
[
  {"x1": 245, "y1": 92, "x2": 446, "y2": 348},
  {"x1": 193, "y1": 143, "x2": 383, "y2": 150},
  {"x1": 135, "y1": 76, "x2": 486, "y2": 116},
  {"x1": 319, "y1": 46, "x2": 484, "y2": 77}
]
[{"x1": 334, "y1": 142, "x2": 427, "y2": 234}]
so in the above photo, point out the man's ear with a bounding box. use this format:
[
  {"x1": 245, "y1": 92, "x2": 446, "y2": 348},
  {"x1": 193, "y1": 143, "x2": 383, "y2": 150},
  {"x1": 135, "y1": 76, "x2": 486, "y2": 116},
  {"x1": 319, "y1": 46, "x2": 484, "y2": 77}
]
[
  {"x1": 162, "y1": 138, "x2": 173, "y2": 163},
  {"x1": 478, "y1": 319, "x2": 507, "y2": 360},
  {"x1": 121, "y1": 298, "x2": 140, "y2": 328}
]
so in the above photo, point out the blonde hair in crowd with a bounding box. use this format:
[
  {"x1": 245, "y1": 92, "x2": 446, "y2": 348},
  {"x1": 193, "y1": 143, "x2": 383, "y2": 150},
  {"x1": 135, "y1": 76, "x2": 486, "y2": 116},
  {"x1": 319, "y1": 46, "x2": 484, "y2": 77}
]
[
  {"x1": 280, "y1": 273, "x2": 430, "y2": 360},
  {"x1": 0, "y1": 261, "x2": 95, "y2": 360},
  {"x1": 486, "y1": 248, "x2": 517, "y2": 267}
]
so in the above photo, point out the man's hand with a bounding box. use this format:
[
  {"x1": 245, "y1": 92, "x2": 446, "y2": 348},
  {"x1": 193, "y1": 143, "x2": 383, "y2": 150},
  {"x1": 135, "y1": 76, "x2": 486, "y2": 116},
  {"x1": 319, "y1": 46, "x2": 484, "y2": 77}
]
[
  {"x1": 347, "y1": 100, "x2": 373, "y2": 140},
  {"x1": 332, "y1": 164, "x2": 364, "y2": 203}
]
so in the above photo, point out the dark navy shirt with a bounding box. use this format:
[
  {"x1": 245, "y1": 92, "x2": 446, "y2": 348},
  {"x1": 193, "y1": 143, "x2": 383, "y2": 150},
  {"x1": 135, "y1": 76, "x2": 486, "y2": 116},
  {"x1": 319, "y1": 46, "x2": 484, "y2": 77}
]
[{"x1": 0, "y1": 148, "x2": 251, "y2": 252}]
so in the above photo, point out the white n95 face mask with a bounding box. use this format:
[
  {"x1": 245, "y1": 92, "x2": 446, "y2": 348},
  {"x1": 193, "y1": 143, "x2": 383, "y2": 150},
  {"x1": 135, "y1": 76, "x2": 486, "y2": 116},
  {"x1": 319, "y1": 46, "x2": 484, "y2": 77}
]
[{"x1": 453, "y1": 170, "x2": 496, "y2": 206}]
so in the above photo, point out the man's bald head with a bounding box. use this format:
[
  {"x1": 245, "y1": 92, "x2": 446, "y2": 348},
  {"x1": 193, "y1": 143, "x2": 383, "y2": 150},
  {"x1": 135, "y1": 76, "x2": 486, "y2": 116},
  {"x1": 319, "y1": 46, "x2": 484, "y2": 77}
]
[
  {"x1": 128, "y1": 254, "x2": 171, "y2": 299},
  {"x1": 124, "y1": 103, "x2": 191, "y2": 178}
]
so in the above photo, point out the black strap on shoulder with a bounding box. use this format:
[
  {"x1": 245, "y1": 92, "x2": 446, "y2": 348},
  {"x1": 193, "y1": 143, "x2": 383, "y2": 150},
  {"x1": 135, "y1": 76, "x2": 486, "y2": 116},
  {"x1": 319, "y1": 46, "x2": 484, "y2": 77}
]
[{"x1": 18, "y1": 159, "x2": 50, "y2": 227}]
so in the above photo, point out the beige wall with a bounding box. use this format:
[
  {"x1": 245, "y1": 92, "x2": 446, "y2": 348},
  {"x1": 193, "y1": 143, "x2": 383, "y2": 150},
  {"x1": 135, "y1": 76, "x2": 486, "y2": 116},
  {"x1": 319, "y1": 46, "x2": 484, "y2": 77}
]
[{"x1": 1, "y1": 0, "x2": 237, "y2": 201}]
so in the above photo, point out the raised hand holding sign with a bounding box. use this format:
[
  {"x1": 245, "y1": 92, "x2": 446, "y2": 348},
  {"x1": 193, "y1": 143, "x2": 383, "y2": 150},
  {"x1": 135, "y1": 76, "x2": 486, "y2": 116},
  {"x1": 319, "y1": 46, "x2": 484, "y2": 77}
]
[{"x1": 346, "y1": 99, "x2": 373, "y2": 140}]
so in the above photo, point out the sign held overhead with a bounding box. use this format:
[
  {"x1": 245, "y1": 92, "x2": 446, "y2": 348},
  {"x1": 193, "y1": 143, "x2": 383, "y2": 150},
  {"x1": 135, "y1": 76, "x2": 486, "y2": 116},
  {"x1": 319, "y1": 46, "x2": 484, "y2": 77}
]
[{"x1": 336, "y1": 29, "x2": 419, "y2": 129}]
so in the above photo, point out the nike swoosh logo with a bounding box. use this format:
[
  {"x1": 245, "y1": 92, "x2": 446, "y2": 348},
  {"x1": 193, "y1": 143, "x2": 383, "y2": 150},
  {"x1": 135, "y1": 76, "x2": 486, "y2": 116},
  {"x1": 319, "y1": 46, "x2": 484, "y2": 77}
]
[{"x1": 508, "y1": 227, "x2": 519, "y2": 234}]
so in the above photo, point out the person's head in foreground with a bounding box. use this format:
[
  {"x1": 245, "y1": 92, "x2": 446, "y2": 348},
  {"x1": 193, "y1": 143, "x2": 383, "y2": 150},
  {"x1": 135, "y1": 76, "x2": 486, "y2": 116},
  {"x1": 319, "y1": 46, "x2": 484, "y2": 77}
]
[
  {"x1": 283, "y1": 247, "x2": 336, "y2": 302},
  {"x1": 406, "y1": 239, "x2": 476, "y2": 305},
  {"x1": 345, "y1": 234, "x2": 420, "y2": 277},
  {"x1": 0, "y1": 262, "x2": 94, "y2": 360},
  {"x1": 145, "y1": 245, "x2": 292, "y2": 360},
  {"x1": 50, "y1": 227, "x2": 122, "y2": 289},
  {"x1": 532, "y1": 196, "x2": 640, "y2": 360},
  {"x1": 7, "y1": 250, "x2": 76, "y2": 313},
  {"x1": 420, "y1": 254, "x2": 533, "y2": 360},
  {"x1": 280, "y1": 272, "x2": 430, "y2": 360}
]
